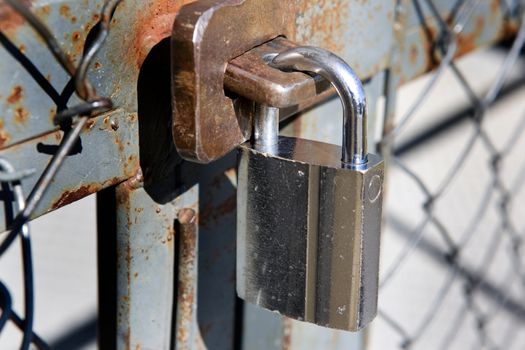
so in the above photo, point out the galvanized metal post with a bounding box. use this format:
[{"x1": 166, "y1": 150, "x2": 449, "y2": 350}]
[{"x1": 114, "y1": 178, "x2": 178, "y2": 350}]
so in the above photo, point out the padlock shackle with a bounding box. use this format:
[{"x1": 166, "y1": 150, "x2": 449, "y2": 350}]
[{"x1": 271, "y1": 46, "x2": 368, "y2": 167}]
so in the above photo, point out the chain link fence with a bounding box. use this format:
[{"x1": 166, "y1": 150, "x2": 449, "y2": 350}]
[{"x1": 372, "y1": 0, "x2": 525, "y2": 349}]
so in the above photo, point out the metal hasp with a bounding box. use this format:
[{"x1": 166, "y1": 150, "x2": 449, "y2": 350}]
[
  {"x1": 224, "y1": 37, "x2": 334, "y2": 109},
  {"x1": 237, "y1": 47, "x2": 384, "y2": 331},
  {"x1": 171, "y1": 0, "x2": 293, "y2": 163}
]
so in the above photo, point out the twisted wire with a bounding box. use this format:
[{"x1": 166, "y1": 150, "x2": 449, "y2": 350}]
[{"x1": 0, "y1": 1, "x2": 122, "y2": 348}]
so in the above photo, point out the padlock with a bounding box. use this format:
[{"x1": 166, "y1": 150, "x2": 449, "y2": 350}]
[{"x1": 236, "y1": 46, "x2": 384, "y2": 331}]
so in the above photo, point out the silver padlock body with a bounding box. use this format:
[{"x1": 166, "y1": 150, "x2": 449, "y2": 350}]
[{"x1": 237, "y1": 136, "x2": 383, "y2": 331}]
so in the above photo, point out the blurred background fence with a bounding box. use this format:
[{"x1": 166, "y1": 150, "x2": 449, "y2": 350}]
[{"x1": 374, "y1": 2, "x2": 525, "y2": 348}]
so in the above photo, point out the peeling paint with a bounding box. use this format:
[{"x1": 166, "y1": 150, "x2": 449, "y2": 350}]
[{"x1": 6, "y1": 86, "x2": 23, "y2": 104}]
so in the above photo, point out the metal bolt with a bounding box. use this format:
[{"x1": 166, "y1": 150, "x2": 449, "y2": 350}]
[{"x1": 110, "y1": 118, "x2": 119, "y2": 131}]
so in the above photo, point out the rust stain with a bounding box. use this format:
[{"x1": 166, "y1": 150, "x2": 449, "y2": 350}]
[
  {"x1": 130, "y1": 0, "x2": 193, "y2": 69},
  {"x1": 115, "y1": 137, "x2": 125, "y2": 153},
  {"x1": 123, "y1": 168, "x2": 144, "y2": 190},
  {"x1": 161, "y1": 221, "x2": 175, "y2": 245},
  {"x1": 14, "y1": 107, "x2": 29, "y2": 125},
  {"x1": 71, "y1": 31, "x2": 81, "y2": 42},
  {"x1": 0, "y1": 131, "x2": 10, "y2": 148},
  {"x1": 490, "y1": 0, "x2": 499, "y2": 16},
  {"x1": 501, "y1": 20, "x2": 519, "y2": 39},
  {"x1": 7, "y1": 86, "x2": 23, "y2": 104},
  {"x1": 115, "y1": 184, "x2": 133, "y2": 231},
  {"x1": 282, "y1": 317, "x2": 293, "y2": 350},
  {"x1": 39, "y1": 5, "x2": 50, "y2": 16},
  {"x1": 409, "y1": 44, "x2": 418, "y2": 65},
  {"x1": 116, "y1": 180, "x2": 131, "y2": 208},
  {"x1": 292, "y1": 0, "x2": 348, "y2": 54},
  {"x1": 124, "y1": 154, "x2": 140, "y2": 178},
  {"x1": 126, "y1": 244, "x2": 131, "y2": 287},
  {"x1": 110, "y1": 119, "x2": 141, "y2": 177},
  {"x1": 49, "y1": 107, "x2": 56, "y2": 123},
  {"x1": 52, "y1": 178, "x2": 121, "y2": 210},
  {"x1": 49, "y1": 107, "x2": 57, "y2": 124},
  {"x1": 176, "y1": 208, "x2": 198, "y2": 348},
  {"x1": 127, "y1": 113, "x2": 137, "y2": 123},
  {"x1": 65, "y1": 52, "x2": 75, "y2": 65},
  {"x1": 413, "y1": 25, "x2": 441, "y2": 75},
  {"x1": 85, "y1": 119, "x2": 96, "y2": 130},
  {"x1": 59, "y1": 4, "x2": 70, "y2": 17},
  {"x1": 52, "y1": 184, "x2": 102, "y2": 209},
  {"x1": 0, "y1": 118, "x2": 10, "y2": 148},
  {"x1": 70, "y1": 30, "x2": 85, "y2": 55},
  {"x1": 84, "y1": 21, "x2": 93, "y2": 33},
  {"x1": 0, "y1": 0, "x2": 30, "y2": 32},
  {"x1": 456, "y1": 16, "x2": 485, "y2": 57},
  {"x1": 94, "y1": 61, "x2": 102, "y2": 69},
  {"x1": 124, "y1": 328, "x2": 131, "y2": 350}
]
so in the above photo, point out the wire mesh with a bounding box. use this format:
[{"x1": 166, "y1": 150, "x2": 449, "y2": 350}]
[
  {"x1": 374, "y1": 0, "x2": 525, "y2": 349},
  {"x1": 0, "y1": 1, "x2": 120, "y2": 348}
]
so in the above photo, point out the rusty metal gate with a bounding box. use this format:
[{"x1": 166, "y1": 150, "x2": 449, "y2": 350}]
[{"x1": 0, "y1": 0, "x2": 524, "y2": 349}]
